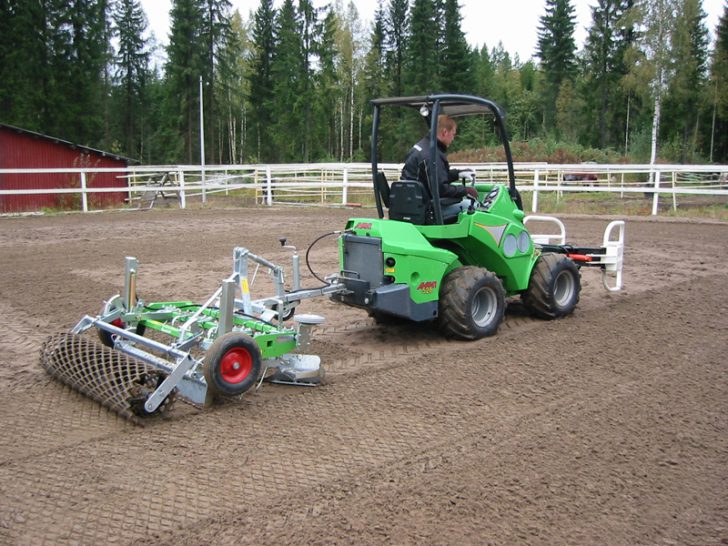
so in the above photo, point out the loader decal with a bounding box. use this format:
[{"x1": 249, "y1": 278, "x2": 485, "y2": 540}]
[
  {"x1": 475, "y1": 223, "x2": 507, "y2": 246},
  {"x1": 416, "y1": 281, "x2": 437, "y2": 294}
]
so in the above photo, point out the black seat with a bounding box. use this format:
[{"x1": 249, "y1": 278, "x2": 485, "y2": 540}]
[
  {"x1": 388, "y1": 181, "x2": 429, "y2": 224},
  {"x1": 375, "y1": 171, "x2": 390, "y2": 208}
]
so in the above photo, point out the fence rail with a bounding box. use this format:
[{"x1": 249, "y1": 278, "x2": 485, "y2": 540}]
[{"x1": 1, "y1": 162, "x2": 727, "y2": 216}]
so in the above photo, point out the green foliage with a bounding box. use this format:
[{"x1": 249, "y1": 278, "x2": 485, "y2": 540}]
[
  {"x1": 709, "y1": 2, "x2": 728, "y2": 161},
  {"x1": 403, "y1": 0, "x2": 439, "y2": 94},
  {"x1": 112, "y1": 0, "x2": 150, "y2": 160},
  {"x1": 0, "y1": 0, "x2": 725, "y2": 165},
  {"x1": 537, "y1": 0, "x2": 578, "y2": 126}
]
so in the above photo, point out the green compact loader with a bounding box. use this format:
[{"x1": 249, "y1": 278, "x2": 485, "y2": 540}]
[{"x1": 332, "y1": 94, "x2": 624, "y2": 339}]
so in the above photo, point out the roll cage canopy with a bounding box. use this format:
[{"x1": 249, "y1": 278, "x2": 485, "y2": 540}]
[{"x1": 370, "y1": 94, "x2": 517, "y2": 225}]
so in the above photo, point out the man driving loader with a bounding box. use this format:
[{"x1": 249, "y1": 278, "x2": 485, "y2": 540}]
[{"x1": 401, "y1": 114, "x2": 479, "y2": 202}]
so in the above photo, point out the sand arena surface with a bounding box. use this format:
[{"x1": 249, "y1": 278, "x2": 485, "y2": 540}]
[{"x1": 0, "y1": 205, "x2": 726, "y2": 544}]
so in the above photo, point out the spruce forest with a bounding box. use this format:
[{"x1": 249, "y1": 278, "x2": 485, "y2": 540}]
[{"x1": 1, "y1": 0, "x2": 727, "y2": 166}]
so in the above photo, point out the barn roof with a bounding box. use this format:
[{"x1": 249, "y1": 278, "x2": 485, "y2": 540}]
[{"x1": 0, "y1": 123, "x2": 137, "y2": 165}]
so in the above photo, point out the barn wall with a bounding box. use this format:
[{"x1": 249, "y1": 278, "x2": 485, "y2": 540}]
[{"x1": 0, "y1": 129, "x2": 128, "y2": 212}]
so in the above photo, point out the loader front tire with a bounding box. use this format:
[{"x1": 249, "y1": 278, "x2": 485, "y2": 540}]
[
  {"x1": 205, "y1": 332, "x2": 262, "y2": 397},
  {"x1": 438, "y1": 266, "x2": 506, "y2": 340},
  {"x1": 522, "y1": 253, "x2": 581, "y2": 319}
]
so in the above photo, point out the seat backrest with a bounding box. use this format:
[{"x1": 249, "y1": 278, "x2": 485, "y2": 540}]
[
  {"x1": 375, "y1": 171, "x2": 390, "y2": 208},
  {"x1": 388, "y1": 180, "x2": 430, "y2": 224}
]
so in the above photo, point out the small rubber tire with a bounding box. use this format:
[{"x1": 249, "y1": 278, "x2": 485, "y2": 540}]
[
  {"x1": 438, "y1": 266, "x2": 506, "y2": 340},
  {"x1": 204, "y1": 332, "x2": 262, "y2": 397},
  {"x1": 522, "y1": 253, "x2": 581, "y2": 319}
]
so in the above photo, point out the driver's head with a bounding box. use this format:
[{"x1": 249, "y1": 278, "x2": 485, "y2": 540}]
[{"x1": 437, "y1": 115, "x2": 457, "y2": 147}]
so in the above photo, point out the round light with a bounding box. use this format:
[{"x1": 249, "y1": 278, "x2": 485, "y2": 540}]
[
  {"x1": 517, "y1": 231, "x2": 531, "y2": 253},
  {"x1": 503, "y1": 234, "x2": 517, "y2": 257}
]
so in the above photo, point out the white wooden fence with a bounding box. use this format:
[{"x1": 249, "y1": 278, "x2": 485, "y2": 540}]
[{"x1": 1, "y1": 162, "x2": 727, "y2": 216}]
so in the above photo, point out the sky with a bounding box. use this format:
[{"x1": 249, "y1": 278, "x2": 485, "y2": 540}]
[{"x1": 140, "y1": 0, "x2": 726, "y2": 62}]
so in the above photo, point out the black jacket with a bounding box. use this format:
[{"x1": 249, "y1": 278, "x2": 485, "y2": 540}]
[{"x1": 401, "y1": 136, "x2": 465, "y2": 199}]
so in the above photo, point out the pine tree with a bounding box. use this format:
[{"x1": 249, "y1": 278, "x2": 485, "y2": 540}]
[
  {"x1": 663, "y1": 0, "x2": 709, "y2": 161},
  {"x1": 298, "y1": 0, "x2": 319, "y2": 162},
  {"x1": 166, "y1": 0, "x2": 205, "y2": 163},
  {"x1": 45, "y1": 0, "x2": 111, "y2": 146},
  {"x1": 112, "y1": 0, "x2": 150, "y2": 159},
  {"x1": 200, "y1": 0, "x2": 233, "y2": 163},
  {"x1": 583, "y1": 0, "x2": 634, "y2": 148},
  {"x1": 247, "y1": 0, "x2": 277, "y2": 161},
  {"x1": 537, "y1": 0, "x2": 578, "y2": 129},
  {"x1": 403, "y1": 0, "x2": 438, "y2": 94},
  {"x1": 385, "y1": 0, "x2": 409, "y2": 98},
  {"x1": 317, "y1": 8, "x2": 341, "y2": 159},
  {"x1": 270, "y1": 0, "x2": 302, "y2": 161},
  {"x1": 440, "y1": 0, "x2": 474, "y2": 93},
  {"x1": 709, "y1": 1, "x2": 728, "y2": 162},
  {"x1": 0, "y1": 2, "x2": 48, "y2": 131}
]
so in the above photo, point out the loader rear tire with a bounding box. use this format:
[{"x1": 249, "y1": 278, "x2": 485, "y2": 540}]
[
  {"x1": 438, "y1": 266, "x2": 506, "y2": 340},
  {"x1": 205, "y1": 332, "x2": 262, "y2": 397},
  {"x1": 522, "y1": 253, "x2": 581, "y2": 319}
]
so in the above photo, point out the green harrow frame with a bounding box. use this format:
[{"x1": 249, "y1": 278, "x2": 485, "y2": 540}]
[{"x1": 42, "y1": 246, "x2": 338, "y2": 420}]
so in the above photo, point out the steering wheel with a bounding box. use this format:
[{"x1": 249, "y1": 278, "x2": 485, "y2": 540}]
[
  {"x1": 481, "y1": 187, "x2": 499, "y2": 210},
  {"x1": 458, "y1": 169, "x2": 479, "y2": 207}
]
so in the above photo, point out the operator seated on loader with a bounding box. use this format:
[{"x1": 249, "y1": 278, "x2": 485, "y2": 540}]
[{"x1": 401, "y1": 114, "x2": 479, "y2": 220}]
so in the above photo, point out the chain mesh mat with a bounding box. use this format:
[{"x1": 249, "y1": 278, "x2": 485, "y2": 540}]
[{"x1": 40, "y1": 333, "x2": 165, "y2": 424}]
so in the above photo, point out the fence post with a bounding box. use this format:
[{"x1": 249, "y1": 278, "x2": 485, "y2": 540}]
[
  {"x1": 532, "y1": 169, "x2": 540, "y2": 213},
  {"x1": 80, "y1": 171, "x2": 88, "y2": 212},
  {"x1": 266, "y1": 166, "x2": 273, "y2": 206},
  {"x1": 179, "y1": 170, "x2": 187, "y2": 209},
  {"x1": 342, "y1": 168, "x2": 348, "y2": 206},
  {"x1": 651, "y1": 169, "x2": 660, "y2": 216},
  {"x1": 127, "y1": 169, "x2": 134, "y2": 205}
]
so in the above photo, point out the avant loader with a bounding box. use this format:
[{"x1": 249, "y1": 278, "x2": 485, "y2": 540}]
[{"x1": 40, "y1": 94, "x2": 625, "y2": 421}]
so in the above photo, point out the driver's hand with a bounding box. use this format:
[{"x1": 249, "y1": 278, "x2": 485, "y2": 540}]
[
  {"x1": 459, "y1": 169, "x2": 476, "y2": 182},
  {"x1": 465, "y1": 186, "x2": 479, "y2": 200}
]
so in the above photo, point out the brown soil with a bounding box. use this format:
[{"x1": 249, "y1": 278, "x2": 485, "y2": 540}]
[{"x1": 0, "y1": 205, "x2": 726, "y2": 545}]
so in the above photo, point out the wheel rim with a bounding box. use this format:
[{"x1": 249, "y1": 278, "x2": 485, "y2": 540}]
[
  {"x1": 554, "y1": 270, "x2": 575, "y2": 307},
  {"x1": 472, "y1": 286, "x2": 498, "y2": 327},
  {"x1": 219, "y1": 347, "x2": 253, "y2": 384}
]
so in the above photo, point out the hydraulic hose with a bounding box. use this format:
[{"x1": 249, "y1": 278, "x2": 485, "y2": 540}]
[{"x1": 305, "y1": 230, "x2": 342, "y2": 284}]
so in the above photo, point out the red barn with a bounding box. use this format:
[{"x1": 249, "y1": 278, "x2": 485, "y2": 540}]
[{"x1": 0, "y1": 124, "x2": 132, "y2": 213}]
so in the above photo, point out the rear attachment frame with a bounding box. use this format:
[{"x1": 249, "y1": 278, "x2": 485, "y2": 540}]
[{"x1": 524, "y1": 216, "x2": 625, "y2": 292}]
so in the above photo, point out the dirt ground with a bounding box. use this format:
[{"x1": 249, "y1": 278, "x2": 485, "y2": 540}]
[{"x1": 0, "y1": 204, "x2": 726, "y2": 545}]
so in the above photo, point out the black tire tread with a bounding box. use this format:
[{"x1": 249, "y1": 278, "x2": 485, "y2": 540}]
[
  {"x1": 438, "y1": 266, "x2": 506, "y2": 340},
  {"x1": 522, "y1": 253, "x2": 581, "y2": 319}
]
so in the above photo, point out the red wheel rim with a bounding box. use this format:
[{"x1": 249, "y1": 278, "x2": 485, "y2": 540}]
[{"x1": 219, "y1": 347, "x2": 253, "y2": 384}]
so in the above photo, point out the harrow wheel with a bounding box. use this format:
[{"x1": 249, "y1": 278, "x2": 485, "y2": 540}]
[{"x1": 204, "y1": 332, "x2": 262, "y2": 397}]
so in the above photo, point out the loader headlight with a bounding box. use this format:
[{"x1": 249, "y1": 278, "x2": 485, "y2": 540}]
[
  {"x1": 385, "y1": 257, "x2": 396, "y2": 267},
  {"x1": 517, "y1": 231, "x2": 531, "y2": 253},
  {"x1": 503, "y1": 234, "x2": 517, "y2": 257}
]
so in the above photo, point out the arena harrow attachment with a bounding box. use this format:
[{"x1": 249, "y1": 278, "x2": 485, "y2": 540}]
[{"x1": 41, "y1": 247, "x2": 336, "y2": 422}]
